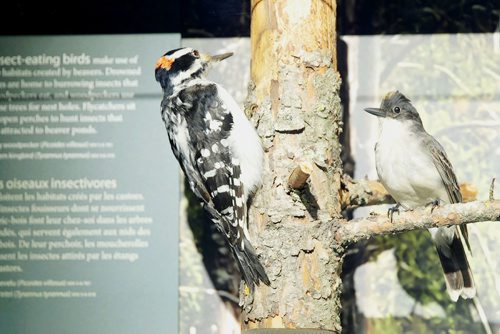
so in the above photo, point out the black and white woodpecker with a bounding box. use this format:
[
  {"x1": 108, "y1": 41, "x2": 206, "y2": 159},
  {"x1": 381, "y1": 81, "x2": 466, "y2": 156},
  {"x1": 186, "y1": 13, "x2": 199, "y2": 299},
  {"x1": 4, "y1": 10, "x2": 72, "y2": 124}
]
[
  {"x1": 154, "y1": 47, "x2": 270, "y2": 292},
  {"x1": 365, "y1": 91, "x2": 475, "y2": 302}
]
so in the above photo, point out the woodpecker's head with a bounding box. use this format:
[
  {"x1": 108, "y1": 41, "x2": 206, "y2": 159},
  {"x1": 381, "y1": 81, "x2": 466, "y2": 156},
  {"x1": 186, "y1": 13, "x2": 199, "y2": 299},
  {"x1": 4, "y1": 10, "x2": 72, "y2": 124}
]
[
  {"x1": 155, "y1": 47, "x2": 233, "y2": 91},
  {"x1": 364, "y1": 91, "x2": 422, "y2": 125}
]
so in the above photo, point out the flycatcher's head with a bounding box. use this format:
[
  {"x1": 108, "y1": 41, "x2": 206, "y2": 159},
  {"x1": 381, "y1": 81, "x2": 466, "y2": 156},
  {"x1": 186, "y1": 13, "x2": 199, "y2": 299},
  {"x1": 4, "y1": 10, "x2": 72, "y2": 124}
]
[
  {"x1": 155, "y1": 47, "x2": 233, "y2": 90},
  {"x1": 364, "y1": 91, "x2": 422, "y2": 124}
]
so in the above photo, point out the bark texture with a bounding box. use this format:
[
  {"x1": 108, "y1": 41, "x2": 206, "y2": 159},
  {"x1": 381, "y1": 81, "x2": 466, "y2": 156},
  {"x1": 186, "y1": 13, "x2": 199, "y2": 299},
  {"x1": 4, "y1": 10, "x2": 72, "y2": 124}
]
[
  {"x1": 339, "y1": 175, "x2": 394, "y2": 210},
  {"x1": 244, "y1": 0, "x2": 342, "y2": 331}
]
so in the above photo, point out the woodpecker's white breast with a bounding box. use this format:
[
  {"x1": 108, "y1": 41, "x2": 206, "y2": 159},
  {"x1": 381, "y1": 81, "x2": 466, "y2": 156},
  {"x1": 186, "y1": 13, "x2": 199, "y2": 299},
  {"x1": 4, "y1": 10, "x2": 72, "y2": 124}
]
[{"x1": 215, "y1": 84, "x2": 263, "y2": 199}]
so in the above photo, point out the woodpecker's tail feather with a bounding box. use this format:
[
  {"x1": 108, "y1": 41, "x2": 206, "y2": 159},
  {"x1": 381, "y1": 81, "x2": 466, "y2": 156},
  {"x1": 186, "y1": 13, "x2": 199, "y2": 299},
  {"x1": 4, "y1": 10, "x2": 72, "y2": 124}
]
[
  {"x1": 203, "y1": 204, "x2": 269, "y2": 292},
  {"x1": 436, "y1": 233, "x2": 476, "y2": 302},
  {"x1": 231, "y1": 236, "x2": 270, "y2": 293}
]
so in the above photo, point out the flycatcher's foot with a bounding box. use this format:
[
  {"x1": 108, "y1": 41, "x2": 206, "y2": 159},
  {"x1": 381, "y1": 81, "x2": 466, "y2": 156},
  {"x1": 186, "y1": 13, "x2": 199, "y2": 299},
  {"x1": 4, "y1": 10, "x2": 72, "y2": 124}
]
[
  {"x1": 388, "y1": 203, "x2": 402, "y2": 223},
  {"x1": 425, "y1": 199, "x2": 442, "y2": 213}
]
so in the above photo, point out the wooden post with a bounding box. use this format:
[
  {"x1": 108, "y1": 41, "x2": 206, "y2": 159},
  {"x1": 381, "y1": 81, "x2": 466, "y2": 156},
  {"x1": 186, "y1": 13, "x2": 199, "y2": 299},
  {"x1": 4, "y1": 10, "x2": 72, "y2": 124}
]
[{"x1": 244, "y1": 0, "x2": 343, "y2": 331}]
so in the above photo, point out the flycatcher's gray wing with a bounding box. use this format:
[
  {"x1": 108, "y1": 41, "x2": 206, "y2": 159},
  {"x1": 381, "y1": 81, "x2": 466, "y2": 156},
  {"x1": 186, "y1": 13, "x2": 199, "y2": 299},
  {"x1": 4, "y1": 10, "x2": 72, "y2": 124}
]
[
  {"x1": 426, "y1": 135, "x2": 470, "y2": 248},
  {"x1": 426, "y1": 137, "x2": 462, "y2": 204},
  {"x1": 425, "y1": 134, "x2": 475, "y2": 300}
]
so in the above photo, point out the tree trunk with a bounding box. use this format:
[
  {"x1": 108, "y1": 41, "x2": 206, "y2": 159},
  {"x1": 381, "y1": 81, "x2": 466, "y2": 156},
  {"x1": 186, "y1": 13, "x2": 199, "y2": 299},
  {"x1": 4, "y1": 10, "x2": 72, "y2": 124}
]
[{"x1": 243, "y1": 0, "x2": 343, "y2": 331}]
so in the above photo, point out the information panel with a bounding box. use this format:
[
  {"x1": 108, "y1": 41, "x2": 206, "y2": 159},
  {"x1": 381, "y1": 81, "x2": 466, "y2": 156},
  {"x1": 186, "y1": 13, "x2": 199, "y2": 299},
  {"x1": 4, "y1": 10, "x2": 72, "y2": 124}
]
[{"x1": 0, "y1": 34, "x2": 181, "y2": 333}]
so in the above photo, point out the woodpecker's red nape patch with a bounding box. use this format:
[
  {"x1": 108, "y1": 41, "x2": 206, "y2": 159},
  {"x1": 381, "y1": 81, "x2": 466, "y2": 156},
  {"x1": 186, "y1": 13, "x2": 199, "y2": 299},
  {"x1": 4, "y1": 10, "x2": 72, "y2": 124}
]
[{"x1": 155, "y1": 56, "x2": 174, "y2": 70}]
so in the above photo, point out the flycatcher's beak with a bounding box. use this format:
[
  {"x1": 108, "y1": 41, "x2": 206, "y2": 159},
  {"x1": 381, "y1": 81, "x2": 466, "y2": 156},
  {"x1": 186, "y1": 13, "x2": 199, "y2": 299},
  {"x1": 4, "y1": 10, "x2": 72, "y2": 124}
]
[
  {"x1": 201, "y1": 52, "x2": 233, "y2": 63},
  {"x1": 364, "y1": 107, "x2": 386, "y2": 118}
]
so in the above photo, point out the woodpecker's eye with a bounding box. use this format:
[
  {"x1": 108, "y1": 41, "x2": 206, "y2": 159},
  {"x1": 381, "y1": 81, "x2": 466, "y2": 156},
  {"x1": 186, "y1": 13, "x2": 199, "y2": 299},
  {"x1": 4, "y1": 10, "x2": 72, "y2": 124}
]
[
  {"x1": 394, "y1": 106, "x2": 401, "y2": 113},
  {"x1": 192, "y1": 50, "x2": 200, "y2": 58}
]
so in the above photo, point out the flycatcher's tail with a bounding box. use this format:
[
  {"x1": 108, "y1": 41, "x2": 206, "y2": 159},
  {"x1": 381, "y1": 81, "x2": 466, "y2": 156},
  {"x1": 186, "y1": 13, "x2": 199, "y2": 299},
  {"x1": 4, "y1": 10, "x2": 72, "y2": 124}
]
[{"x1": 435, "y1": 227, "x2": 475, "y2": 302}]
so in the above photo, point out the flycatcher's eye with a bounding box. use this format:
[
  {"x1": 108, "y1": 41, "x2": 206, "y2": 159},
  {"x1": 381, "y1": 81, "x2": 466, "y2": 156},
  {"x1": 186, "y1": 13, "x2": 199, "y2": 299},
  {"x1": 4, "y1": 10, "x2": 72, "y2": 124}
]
[
  {"x1": 394, "y1": 106, "x2": 401, "y2": 113},
  {"x1": 192, "y1": 50, "x2": 200, "y2": 58}
]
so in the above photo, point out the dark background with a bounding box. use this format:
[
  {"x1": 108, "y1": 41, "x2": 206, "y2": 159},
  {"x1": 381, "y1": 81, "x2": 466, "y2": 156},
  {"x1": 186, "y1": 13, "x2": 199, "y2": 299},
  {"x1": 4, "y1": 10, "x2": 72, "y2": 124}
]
[{"x1": 1, "y1": 0, "x2": 498, "y2": 36}]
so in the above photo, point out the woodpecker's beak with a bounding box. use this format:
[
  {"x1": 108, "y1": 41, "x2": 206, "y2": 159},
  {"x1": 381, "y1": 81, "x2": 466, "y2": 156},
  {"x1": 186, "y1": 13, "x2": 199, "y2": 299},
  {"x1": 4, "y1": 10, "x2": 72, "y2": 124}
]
[
  {"x1": 364, "y1": 107, "x2": 386, "y2": 118},
  {"x1": 201, "y1": 52, "x2": 233, "y2": 63}
]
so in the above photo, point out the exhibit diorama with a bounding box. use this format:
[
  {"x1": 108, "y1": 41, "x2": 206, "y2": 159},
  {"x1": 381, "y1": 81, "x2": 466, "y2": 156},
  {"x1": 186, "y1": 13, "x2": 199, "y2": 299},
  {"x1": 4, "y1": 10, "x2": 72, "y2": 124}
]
[{"x1": 0, "y1": 1, "x2": 499, "y2": 333}]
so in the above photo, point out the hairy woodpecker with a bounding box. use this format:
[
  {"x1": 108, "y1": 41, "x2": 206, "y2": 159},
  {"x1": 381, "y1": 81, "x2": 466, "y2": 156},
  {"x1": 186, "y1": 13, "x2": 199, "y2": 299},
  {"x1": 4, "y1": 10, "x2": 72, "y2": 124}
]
[
  {"x1": 365, "y1": 91, "x2": 475, "y2": 302},
  {"x1": 155, "y1": 47, "x2": 270, "y2": 292}
]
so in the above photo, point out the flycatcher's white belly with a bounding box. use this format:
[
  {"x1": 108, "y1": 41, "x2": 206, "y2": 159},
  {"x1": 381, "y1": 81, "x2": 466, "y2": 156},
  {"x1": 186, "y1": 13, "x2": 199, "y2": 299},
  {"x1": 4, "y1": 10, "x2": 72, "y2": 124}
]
[{"x1": 375, "y1": 118, "x2": 448, "y2": 208}]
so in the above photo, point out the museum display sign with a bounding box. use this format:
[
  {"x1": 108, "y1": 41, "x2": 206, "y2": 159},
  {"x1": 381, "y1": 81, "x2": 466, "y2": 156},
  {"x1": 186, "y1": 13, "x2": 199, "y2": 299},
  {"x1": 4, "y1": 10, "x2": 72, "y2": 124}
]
[{"x1": 0, "y1": 34, "x2": 181, "y2": 333}]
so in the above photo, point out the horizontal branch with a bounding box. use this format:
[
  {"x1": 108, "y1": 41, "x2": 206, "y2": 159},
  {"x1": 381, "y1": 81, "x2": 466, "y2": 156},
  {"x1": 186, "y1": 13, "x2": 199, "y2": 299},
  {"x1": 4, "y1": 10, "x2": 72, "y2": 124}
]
[
  {"x1": 339, "y1": 175, "x2": 394, "y2": 210},
  {"x1": 335, "y1": 200, "x2": 500, "y2": 244}
]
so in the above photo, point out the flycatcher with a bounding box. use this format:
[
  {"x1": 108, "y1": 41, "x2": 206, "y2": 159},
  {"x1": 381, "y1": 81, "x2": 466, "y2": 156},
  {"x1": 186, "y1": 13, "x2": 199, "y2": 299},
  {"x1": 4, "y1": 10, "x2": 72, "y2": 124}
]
[{"x1": 365, "y1": 91, "x2": 475, "y2": 302}]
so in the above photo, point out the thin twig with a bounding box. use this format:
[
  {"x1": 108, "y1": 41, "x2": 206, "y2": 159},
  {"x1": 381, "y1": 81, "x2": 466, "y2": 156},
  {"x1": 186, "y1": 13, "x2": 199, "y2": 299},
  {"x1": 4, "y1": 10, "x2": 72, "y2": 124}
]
[
  {"x1": 473, "y1": 296, "x2": 493, "y2": 334},
  {"x1": 490, "y1": 178, "x2": 496, "y2": 201}
]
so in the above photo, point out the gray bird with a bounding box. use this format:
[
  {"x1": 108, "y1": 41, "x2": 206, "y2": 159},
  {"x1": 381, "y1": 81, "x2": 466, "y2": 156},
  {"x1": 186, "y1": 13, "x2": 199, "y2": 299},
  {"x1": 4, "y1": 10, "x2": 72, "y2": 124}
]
[{"x1": 364, "y1": 91, "x2": 475, "y2": 302}]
